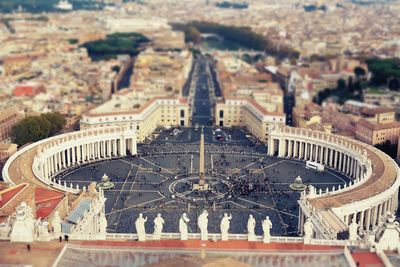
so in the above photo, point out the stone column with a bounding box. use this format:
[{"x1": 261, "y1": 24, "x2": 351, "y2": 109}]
[
  {"x1": 97, "y1": 141, "x2": 100, "y2": 159},
  {"x1": 66, "y1": 148, "x2": 71, "y2": 167},
  {"x1": 339, "y1": 153, "x2": 344, "y2": 172},
  {"x1": 82, "y1": 144, "x2": 86, "y2": 162},
  {"x1": 372, "y1": 206, "x2": 378, "y2": 227},
  {"x1": 57, "y1": 152, "x2": 61, "y2": 170},
  {"x1": 61, "y1": 150, "x2": 65, "y2": 168},
  {"x1": 393, "y1": 193, "x2": 398, "y2": 212},
  {"x1": 48, "y1": 157, "x2": 52, "y2": 175},
  {"x1": 92, "y1": 142, "x2": 95, "y2": 159},
  {"x1": 318, "y1": 145, "x2": 322, "y2": 162},
  {"x1": 365, "y1": 208, "x2": 371, "y2": 231},
  {"x1": 121, "y1": 137, "x2": 126, "y2": 156},
  {"x1": 382, "y1": 201, "x2": 387, "y2": 217},
  {"x1": 310, "y1": 144, "x2": 314, "y2": 161},
  {"x1": 346, "y1": 156, "x2": 351, "y2": 175},
  {"x1": 304, "y1": 143, "x2": 309, "y2": 160},
  {"x1": 359, "y1": 210, "x2": 365, "y2": 233},
  {"x1": 44, "y1": 162, "x2": 49, "y2": 179},
  {"x1": 279, "y1": 139, "x2": 284, "y2": 157},
  {"x1": 113, "y1": 139, "x2": 117, "y2": 156},
  {"x1": 377, "y1": 204, "x2": 382, "y2": 225},
  {"x1": 72, "y1": 146, "x2": 76, "y2": 165},
  {"x1": 53, "y1": 154, "x2": 57, "y2": 173},
  {"x1": 299, "y1": 142, "x2": 304, "y2": 159},
  {"x1": 324, "y1": 146, "x2": 328, "y2": 165},
  {"x1": 78, "y1": 145, "x2": 82, "y2": 162},
  {"x1": 107, "y1": 140, "x2": 111, "y2": 157},
  {"x1": 334, "y1": 150, "x2": 338, "y2": 169},
  {"x1": 132, "y1": 138, "x2": 137, "y2": 155},
  {"x1": 268, "y1": 136, "x2": 274, "y2": 155},
  {"x1": 387, "y1": 198, "x2": 392, "y2": 213},
  {"x1": 342, "y1": 154, "x2": 347, "y2": 173}
]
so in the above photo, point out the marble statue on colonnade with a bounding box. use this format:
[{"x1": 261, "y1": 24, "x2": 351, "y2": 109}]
[
  {"x1": 303, "y1": 218, "x2": 314, "y2": 244},
  {"x1": 10, "y1": 202, "x2": 35, "y2": 242},
  {"x1": 262, "y1": 216, "x2": 273, "y2": 243},
  {"x1": 36, "y1": 219, "x2": 51, "y2": 241},
  {"x1": 135, "y1": 213, "x2": 147, "y2": 242},
  {"x1": 220, "y1": 213, "x2": 232, "y2": 241},
  {"x1": 99, "y1": 211, "x2": 108, "y2": 238},
  {"x1": 198, "y1": 210, "x2": 208, "y2": 241},
  {"x1": 349, "y1": 217, "x2": 359, "y2": 242},
  {"x1": 51, "y1": 211, "x2": 62, "y2": 238},
  {"x1": 179, "y1": 212, "x2": 190, "y2": 240},
  {"x1": 153, "y1": 213, "x2": 165, "y2": 240},
  {"x1": 247, "y1": 214, "x2": 256, "y2": 241}
]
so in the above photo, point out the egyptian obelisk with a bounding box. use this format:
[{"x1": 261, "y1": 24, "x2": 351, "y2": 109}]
[
  {"x1": 193, "y1": 127, "x2": 208, "y2": 190},
  {"x1": 199, "y1": 127, "x2": 205, "y2": 186}
]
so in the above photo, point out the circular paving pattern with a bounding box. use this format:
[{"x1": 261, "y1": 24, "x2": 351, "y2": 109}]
[{"x1": 56, "y1": 127, "x2": 352, "y2": 236}]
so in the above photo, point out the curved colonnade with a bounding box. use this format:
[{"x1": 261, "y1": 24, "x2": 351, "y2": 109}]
[
  {"x1": 2, "y1": 124, "x2": 399, "y2": 241},
  {"x1": 2, "y1": 127, "x2": 137, "y2": 194},
  {"x1": 268, "y1": 126, "x2": 400, "y2": 239}
]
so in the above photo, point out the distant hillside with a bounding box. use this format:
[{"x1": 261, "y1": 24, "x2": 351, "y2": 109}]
[{"x1": 0, "y1": 0, "x2": 104, "y2": 13}]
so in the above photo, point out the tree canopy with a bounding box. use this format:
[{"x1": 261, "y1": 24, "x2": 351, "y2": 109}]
[
  {"x1": 216, "y1": 1, "x2": 248, "y2": 9},
  {"x1": 81, "y1": 32, "x2": 149, "y2": 61},
  {"x1": 11, "y1": 113, "x2": 66, "y2": 146},
  {"x1": 171, "y1": 21, "x2": 299, "y2": 60},
  {"x1": 366, "y1": 58, "x2": 400, "y2": 86}
]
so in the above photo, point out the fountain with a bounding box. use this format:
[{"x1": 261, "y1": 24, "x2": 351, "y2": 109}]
[
  {"x1": 289, "y1": 175, "x2": 307, "y2": 191},
  {"x1": 97, "y1": 173, "x2": 115, "y2": 190}
]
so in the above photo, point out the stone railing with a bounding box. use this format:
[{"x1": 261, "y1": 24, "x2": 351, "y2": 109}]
[{"x1": 101, "y1": 232, "x2": 347, "y2": 246}]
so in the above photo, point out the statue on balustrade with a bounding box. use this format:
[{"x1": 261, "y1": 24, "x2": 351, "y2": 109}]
[
  {"x1": 247, "y1": 214, "x2": 256, "y2": 241},
  {"x1": 153, "y1": 213, "x2": 165, "y2": 240},
  {"x1": 10, "y1": 202, "x2": 35, "y2": 242},
  {"x1": 349, "y1": 217, "x2": 359, "y2": 242},
  {"x1": 99, "y1": 211, "x2": 108, "y2": 235},
  {"x1": 135, "y1": 213, "x2": 147, "y2": 242},
  {"x1": 262, "y1": 216, "x2": 273, "y2": 243},
  {"x1": 179, "y1": 212, "x2": 190, "y2": 240},
  {"x1": 303, "y1": 218, "x2": 314, "y2": 244},
  {"x1": 51, "y1": 211, "x2": 62, "y2": 238},
  {"x1": 36, "y1": 219, "x2": 51, "y2": 241},
  {"x1": 198, "y1": 210, "x2": 208, "y2": 241},
  {"x1": 220, "y1": 213, "x2": 232, "y2": 241}
]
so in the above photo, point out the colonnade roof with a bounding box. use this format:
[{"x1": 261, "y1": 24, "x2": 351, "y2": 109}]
[
  {"x1": 310, "y1": 143, "x2": 396, "y2": 209},
  {"x1": 278, "y1": 127, "x2": 398, "y2": 209}
]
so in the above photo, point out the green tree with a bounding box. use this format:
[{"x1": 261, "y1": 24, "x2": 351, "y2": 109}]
[
  {"x1": 41, "y1": 112, "x2": 66, "y2": 135},
  {"x1": 354, "y1": 66, "x2": 366, "y2": 78},
  {"x1": 11, "y1": 112, "x2": 65, "y2": 146},
  {"x1": 337, "y1": 78, "x2": 346, "y2": 90}
]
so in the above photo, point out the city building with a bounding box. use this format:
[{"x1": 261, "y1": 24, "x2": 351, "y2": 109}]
[
  {"x1": 292, "y1": 103, "x2": 332, "y2": 133},
  {"x1": 80, "y1": 92, "x2": 189, "y2": 142},
  {"x1": 214, "y1": 54, "x2": 286, "y2": 142},
  {"x1": 0, "y1": 143, "x2": 17, "y2": 162},
  {"x1": 130, "y1": 49, "x2": 193, "y2": 97},
  {"x1": 0, "y1": 107, "x2": 21, "y2": 143}
]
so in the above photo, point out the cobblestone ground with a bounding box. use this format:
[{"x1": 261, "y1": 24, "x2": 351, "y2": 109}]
[{"x1": 58, "y1": 127, "x2": 351, "y2": 236}]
